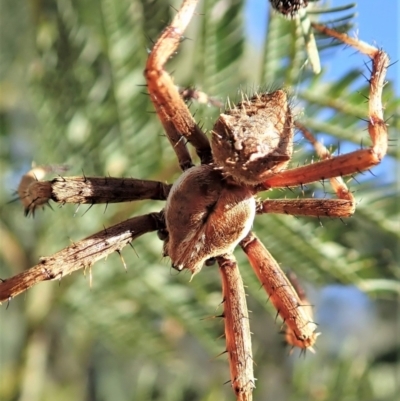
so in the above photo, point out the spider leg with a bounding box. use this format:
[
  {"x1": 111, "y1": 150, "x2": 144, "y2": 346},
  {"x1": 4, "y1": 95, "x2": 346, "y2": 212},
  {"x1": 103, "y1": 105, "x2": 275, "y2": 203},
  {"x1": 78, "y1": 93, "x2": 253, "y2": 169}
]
[
  {"x1": 145, "y1": 0, "x2": 212, "y2": 167},
  {"x1": 285, "y1": 271, "x2": 317, "y2": 353},
  {"x1": 0, "y1": 212, "x2": 164, "y2": 302},
  {"x1": 301, "y1": 121, "x2": 355, "y2": 202},
  {"x1": 17, "y1": 166, "x2": 171, "y2": 216},
  {"x1": 157, "y1": 107, "x2": 194, "y2": 171},
  {"x1": 218, "y1": 255, "x2": 255, "y2": 400},
  {"x1": 261, "y1": 26, "x2": 389, "y2": 190},
  {"x1": 258, "y1": 123, "x2": 357, "y2": 218},
  {"x1": 256, "y1": 198, "x2": 354, "y2": 218},
  {"x1": 240, "y1": 232, "x2": 318, "y2": 350}
]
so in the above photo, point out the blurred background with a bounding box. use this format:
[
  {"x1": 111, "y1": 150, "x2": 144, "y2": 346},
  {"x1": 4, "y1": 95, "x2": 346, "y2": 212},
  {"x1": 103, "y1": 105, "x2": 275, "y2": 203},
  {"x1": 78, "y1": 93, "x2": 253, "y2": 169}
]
[{"x1": 0, "y1": 1, "x2": 399, "y2": 400}]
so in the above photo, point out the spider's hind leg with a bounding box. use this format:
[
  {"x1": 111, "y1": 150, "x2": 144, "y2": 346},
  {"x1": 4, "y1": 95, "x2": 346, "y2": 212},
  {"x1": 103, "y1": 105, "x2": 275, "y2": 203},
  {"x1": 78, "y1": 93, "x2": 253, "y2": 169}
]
[
  {"x1": 218, "y1": 254, "x2": 255, "y2": 398},
  {"x1": 0, "y1": 212, "x2": 164, "y2": 301},
  {"x1": 240, "y1": 232, "x2": 319, "y2": 351}
]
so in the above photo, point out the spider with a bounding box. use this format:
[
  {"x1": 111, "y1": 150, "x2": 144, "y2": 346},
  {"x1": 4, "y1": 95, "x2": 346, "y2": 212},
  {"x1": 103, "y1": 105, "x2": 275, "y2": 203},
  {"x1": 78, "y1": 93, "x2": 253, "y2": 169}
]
[{"x1": 0, "y1": 0, "x2": 389, "y2": 399}]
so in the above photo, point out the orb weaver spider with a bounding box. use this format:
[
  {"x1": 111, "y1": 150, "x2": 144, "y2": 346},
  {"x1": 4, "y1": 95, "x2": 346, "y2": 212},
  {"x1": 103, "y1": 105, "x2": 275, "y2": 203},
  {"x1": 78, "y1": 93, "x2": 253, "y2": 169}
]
[{"x1": 0, "y1": 0, "x2": 389, "y2": 400}]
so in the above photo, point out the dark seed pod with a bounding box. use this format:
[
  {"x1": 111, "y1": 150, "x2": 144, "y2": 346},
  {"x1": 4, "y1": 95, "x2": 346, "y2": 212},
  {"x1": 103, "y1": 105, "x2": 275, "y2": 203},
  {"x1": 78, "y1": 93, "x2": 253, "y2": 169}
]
[{"x1": 269, "y1": 0, "x2": 309, "y2": 17}]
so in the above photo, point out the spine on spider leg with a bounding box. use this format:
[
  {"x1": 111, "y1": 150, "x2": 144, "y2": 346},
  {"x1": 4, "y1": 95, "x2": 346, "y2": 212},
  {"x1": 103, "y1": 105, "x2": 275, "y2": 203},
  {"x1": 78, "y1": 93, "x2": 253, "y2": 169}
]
[
  {"x1": 17, "y1": 166, "x2": 172, "y2": 215},
  {"x1": 218, "y1": 256, "x2": 255, "y2": 401},
  {"x1": 240, "y1": 233, "x2": 318, "y2": 350}
]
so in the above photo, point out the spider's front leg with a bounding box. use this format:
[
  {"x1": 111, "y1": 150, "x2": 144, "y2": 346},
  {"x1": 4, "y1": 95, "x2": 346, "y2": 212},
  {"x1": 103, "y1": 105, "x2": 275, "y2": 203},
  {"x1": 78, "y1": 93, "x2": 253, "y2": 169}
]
[
  {"x1": 262, "y1": 25, "x2": 389, "y2": 190},
  {"x1": 17, "y1": 165, "x2": 172, "y2": 216},
  {"x1": 144, "y1": 0, "x2": 212, "y2": 168}
]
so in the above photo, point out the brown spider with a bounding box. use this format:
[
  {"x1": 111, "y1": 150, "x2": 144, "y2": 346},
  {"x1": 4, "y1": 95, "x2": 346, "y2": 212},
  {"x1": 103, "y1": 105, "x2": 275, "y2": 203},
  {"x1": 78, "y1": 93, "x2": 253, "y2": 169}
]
[{"x1": 0, "y1": 0, "x2": 389, "y2": 400}]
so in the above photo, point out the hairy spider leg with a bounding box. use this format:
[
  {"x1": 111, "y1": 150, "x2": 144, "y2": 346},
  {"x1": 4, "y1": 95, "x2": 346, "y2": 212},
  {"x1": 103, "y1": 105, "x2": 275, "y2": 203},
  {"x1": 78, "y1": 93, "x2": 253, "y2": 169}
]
[
  {"x1": 261, "y1": 25, "x2": 389, "y2": 191},
  {"x1": 240, "y1": 232, "x2": 319, "y2": 350},
  {"x1": 218, "y1": 255, "x2": 255, "y2": 400},
  {"x1": 144, "y1": 0, "x2": 212, "y2": 167}
]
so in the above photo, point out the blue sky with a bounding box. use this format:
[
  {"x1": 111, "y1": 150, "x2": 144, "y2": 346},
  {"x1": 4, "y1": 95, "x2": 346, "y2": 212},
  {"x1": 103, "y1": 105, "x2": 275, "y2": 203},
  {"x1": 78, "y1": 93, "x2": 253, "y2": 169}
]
[{"x1": 245, "y1": 0, "x2": 399, "y2": 94}]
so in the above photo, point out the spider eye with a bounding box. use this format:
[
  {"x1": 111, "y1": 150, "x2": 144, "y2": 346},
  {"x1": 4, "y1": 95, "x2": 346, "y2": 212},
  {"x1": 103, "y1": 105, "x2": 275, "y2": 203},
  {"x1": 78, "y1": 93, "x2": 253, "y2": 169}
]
[
  {"x1": 157, "y1": 229, "x2": 169, "y2": 241},
  {"x1": 204, "y1": 257, "x2": 216, "y2": 267}
]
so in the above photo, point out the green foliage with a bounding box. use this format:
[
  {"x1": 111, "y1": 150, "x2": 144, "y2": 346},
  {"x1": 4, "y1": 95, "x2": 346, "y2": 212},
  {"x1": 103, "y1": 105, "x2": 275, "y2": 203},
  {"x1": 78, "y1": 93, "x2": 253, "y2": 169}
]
[{"x1": 0, "y1": 1, "x2": 398, "y2": 400}]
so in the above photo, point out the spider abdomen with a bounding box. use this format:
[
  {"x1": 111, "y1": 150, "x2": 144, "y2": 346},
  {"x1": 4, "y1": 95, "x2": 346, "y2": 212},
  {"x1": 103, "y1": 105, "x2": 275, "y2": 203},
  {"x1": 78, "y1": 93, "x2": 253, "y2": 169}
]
[
  {"x1": 211, "y1": 90, "x2": 294, "y2": 185},
  {"x1": 163, "y1": 165, "x2": 256, "y2": 276}
]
